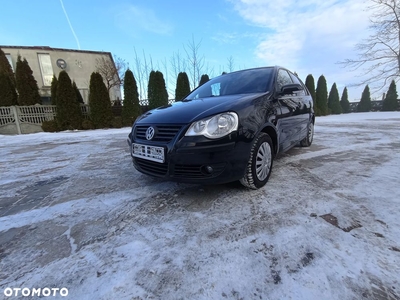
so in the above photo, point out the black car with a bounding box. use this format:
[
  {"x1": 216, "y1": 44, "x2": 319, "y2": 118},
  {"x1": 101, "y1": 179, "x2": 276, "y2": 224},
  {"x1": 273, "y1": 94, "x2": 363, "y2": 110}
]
[{"x1": 127, "y1": 66, "x2": 314, "y2": 189}]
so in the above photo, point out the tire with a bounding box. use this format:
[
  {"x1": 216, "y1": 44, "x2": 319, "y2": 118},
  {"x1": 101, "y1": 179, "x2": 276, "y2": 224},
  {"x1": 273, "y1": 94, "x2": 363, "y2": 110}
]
[
  {"x1": 240, "y1": 132, "x2": 274, "y2": 189},
  {"x1": 300, "y1": 121, "x2": 314, "y2": 147}
]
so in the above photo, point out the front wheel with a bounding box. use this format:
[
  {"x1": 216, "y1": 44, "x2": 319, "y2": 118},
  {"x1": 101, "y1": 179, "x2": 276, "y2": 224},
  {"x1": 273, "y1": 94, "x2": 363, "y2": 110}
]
[
  {"x1": 240, "y1": 132, "x2": 274, "y2": 189},
  {"x1": 300, "y1": 121, "x2": 314, "y2": 147}
]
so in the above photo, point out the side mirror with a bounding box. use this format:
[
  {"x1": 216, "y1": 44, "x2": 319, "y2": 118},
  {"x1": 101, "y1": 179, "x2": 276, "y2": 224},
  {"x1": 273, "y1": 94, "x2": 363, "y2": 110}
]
[{"x1": 280, "y1": 84, "x2": 304, "y2": 96}]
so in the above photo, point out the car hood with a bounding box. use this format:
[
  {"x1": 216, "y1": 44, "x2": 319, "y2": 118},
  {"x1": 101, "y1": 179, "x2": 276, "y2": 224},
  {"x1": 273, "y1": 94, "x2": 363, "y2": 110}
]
[{"x1": 136, "y1": 93, "x2": 266, "y2": 124}]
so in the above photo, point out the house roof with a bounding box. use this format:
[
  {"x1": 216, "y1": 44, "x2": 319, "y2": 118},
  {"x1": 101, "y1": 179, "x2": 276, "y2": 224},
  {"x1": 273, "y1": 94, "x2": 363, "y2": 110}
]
[{"x1": 0, "y1": 45, "x2": 112, "y2": 57}]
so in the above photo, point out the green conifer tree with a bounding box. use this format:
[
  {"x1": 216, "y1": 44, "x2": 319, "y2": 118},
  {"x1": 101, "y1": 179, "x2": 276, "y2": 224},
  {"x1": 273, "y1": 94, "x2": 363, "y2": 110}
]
[
  {"x1": 357, "y1": 85, "x2": 372, "y2": 112},
  {"x1": 305, "y1": 74, "x2": 317, "y2": 113},
  {"x1": 89, "y1": 72, "x2": 113, "y2": 128},
  {"x1": 340, "y1": 87, "x2": 350, "y2": 113},
  {"x1": 175, "y1": 72, "x2": 190, "y2": 101},
  {"x1": 199, "y1": 74, "x2": 210, "y2": 86},
  {"x1": 0, "y1": 73, "x2": 18, "y2": 106},
  {"x1": 328, "y1": 83, "x2": 342, "y2": 114},
  {"x1": 0, "y1": 48, "x2": 15, "y2": 87},
  {"x1": 316, "y1": 75, "x2": 328, "y2": 116},
  {"x1": 382, "y1": 80, "x2": 398, "y2": 111},
  {"x1": 148, "y1": 71, "x2": 156, "y2": 109},
  {"x1": 148, "y1": 70, "x2": 168, "y2": 110},
  {"x1": 73, "y1": 81, "x2": 84, "y2": 104},
  {"x1": 15, "y1": 56, "x2": 41, "y2": 105},
  {"x1": 121, "y1": 69, "x2": 141, "y2": 126},
  {"x1": 51, "y1": 75, "x2": 58, "y2": 105},
  {"x1": 56, "y1": 71, "x2": 82, "y2": 130}
]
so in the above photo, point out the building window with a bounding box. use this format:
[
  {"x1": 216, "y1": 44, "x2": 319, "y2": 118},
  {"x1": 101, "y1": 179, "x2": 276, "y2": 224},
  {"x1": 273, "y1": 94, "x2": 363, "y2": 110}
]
[
  {"x1": 41, "y1": 96, "x2": 51, "y2": 105},
  {"x1": 5, "y1": 54, "x2": 14, "y2": 71},
  {"x1": 38, "y1": 53, "x2": 54, "y2": 87}
]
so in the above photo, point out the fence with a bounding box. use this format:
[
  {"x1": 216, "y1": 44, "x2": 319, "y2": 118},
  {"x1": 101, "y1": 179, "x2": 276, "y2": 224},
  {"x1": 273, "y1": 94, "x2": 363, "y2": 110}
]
[
  {"x1": 0, "y1": 105, "x2": 90, "y2": 135},
  {"x1": 1, "y1": 101, "x2": 177, "y2": 135},
  {"x1": 139, "y1": 99, "x2": 176, "y2": 106}
]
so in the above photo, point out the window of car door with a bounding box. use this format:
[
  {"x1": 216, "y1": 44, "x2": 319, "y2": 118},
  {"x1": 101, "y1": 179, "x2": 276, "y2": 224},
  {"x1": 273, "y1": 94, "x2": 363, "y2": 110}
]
[
  {"x1": 276, "y1": 69, "x2": 299, "y2": 113},
  {"x1": 276, "y1": 69, "x2": 293, "y2": 92},
  {"x1": 289, "y1": 72, "x2": 306, "y2": 96}
]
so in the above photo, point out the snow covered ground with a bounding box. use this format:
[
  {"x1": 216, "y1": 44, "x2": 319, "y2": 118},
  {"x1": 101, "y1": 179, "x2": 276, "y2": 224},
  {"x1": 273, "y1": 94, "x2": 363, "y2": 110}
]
[{"x1": 0, "y1": 112, "x2": 399, "y2": 300}]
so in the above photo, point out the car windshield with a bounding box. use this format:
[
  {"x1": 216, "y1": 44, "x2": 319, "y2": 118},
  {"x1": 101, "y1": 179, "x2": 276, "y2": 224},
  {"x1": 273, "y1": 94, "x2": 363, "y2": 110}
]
[{"x1": 185, "y1": 68, "x2": 274, "y2": 100}]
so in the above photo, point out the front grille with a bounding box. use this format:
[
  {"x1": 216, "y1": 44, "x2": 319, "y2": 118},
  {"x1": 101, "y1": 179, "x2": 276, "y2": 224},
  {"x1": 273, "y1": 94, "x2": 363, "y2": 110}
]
[
  {"x1": 135, "y1": 158, "x2": 168, "y2": 176},
  {"x1": 135, "y1": 125, "x2": 182, "y2": 143},
  {"x1": 173, "y1": 163, "x2": 226, "y2": 179},
  {"x1": 174, "y1": 165, "x2": 203, "y2": 178}
]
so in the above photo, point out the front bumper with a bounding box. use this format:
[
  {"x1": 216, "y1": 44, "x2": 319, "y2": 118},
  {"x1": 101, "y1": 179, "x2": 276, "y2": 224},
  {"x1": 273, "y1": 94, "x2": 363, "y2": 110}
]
[{"x1": 129, "y1": 133, "x2": 251, "y2": 185}]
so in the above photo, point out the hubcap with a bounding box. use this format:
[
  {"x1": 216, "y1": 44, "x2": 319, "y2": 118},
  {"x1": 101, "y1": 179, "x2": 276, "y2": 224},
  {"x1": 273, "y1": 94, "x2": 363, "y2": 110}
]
[{"x1": 256, "y1": 142, "x2": 272, "y2": 181}]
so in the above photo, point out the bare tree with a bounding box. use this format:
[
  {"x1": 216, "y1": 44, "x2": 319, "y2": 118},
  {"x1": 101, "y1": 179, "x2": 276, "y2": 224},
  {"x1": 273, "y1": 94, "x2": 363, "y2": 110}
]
[
  {"x1": 95, "y1": 54, "x2": 126, "y2": 95},
  {"x1": 227, "y1": 56, "x2": 235, "y2": 73},
  {"x1": 132, "y1": 48, "x2": 155, "y2": 103},
  {"x1": 158, "y1": 57, "x2": 173, "y2": 99},
  {"x1": 184, "y1": 35, "x2": 205, "y2": 90},
  {"x1": 170, "y1": 51, "x2": 188, "y2": 79},
  {"x1": 340, "y1": 0, "x2": 400, "y2": 91},
  {"x1": 133, "y1": 48, "x2": 145, "y2": 101}
]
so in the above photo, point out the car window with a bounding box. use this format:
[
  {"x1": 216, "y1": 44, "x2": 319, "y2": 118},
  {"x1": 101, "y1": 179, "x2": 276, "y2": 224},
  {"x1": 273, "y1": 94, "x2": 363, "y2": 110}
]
[
  {"x1": 211, "y1": 83, "x2": 221, "y2": 96},
  {"x1": 289, "y1": 72, "x2": 302, "y2": 85},
  {"x1": 186, "y1": 68, "x2": 274, "y2": 100},
  {"x1": 193, "y1": 83, "x2": 220, "y2": 98},
  {"x1": 276, "y1": 69, "x2": 293, "y2": 91},
  {"x1": 289, "y1": 72, "x2": 309, "y2": 95},
  {"x1": 289, "y1": 72, "x2": 307, "y2": 96}
]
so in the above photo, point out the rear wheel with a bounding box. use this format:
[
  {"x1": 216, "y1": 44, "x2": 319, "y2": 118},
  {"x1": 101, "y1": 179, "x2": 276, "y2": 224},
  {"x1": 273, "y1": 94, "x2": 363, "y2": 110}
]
[
  {"x1": 240, "y1": 132, "x2": 274, "y2": 189},
  {"x1": 300, "y1": 122, "x2": 314, "y2": 147}
]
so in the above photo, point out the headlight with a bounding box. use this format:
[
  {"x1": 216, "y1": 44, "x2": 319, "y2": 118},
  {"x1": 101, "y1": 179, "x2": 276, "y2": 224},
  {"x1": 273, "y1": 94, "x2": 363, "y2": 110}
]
[{"x1": 185, "y1": 112, "x2": 239, "y2": 139}]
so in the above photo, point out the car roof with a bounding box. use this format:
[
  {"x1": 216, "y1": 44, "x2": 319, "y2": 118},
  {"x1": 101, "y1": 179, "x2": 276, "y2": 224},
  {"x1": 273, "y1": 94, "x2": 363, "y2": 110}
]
[{"x1": 224, "y1": 66, "x2": 293, "y2": 75}]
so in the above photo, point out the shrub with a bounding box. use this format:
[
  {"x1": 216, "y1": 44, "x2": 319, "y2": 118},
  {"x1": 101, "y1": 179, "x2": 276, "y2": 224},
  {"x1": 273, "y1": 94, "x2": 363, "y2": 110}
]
[
  {"x1": 42, "y1": 120, "x2": 59, "y2": 132},
  {"x1": 15, "y1": 55, "x2": 41, "y2": 105},
  {"x1": 316, "y1": 75, "x2": 328, "y2": 116},
  {"x1": 357, "y1": 85, "x2": 371, "y2": 112},
  {"x1": 0, "y1": 72, "x2": 17, "y2": 106},
  {"x1": 121, "y1": 69, "x2": 141, "y2": 126},
  {"x1": 340, "y1": 87, "x2": 350, "y2": 113},
  {"x1": 175, "y1": 72, "x2": 190, "y2": 101},
  {"x1": 73, "y1": 81, "x2": 84, "y2": 104},
  {"x1": 199, "y1": 74, "x2": 209, "y2": 86},
  {"x1": 328, "y1": 83, "x2": 342, "y2": 114},
  {"x1": 51, "y1": 75, "x2": 58, "y2": 105},
  {"x1": 82, "y1": 119, "x2": 94, "y2": 130},
  {"x1": 0, "y1": 48, "x2": 15, "y2": 87},
  {"x1": 305, "y1": 74, "x2": 316, "y2": 111},
  {"x1": 56, "y1": 70, "x2": 82, "y2": 130},
  {"x1": 148, "y1": 70, "x2": 168, "y2": 110},
  {"x1": 89, "y1": 72, "x2": 113, "y2": 128},
  {"x1": 382, "y1": 80, "x2": 398, "y2": 111},
  {"x1": 111, "y1": 116, "x2": 123, "y2": 128}
]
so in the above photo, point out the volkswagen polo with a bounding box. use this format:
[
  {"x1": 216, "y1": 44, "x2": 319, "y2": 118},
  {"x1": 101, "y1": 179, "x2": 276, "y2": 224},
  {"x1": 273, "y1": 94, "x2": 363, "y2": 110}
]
[{"x1": 127, "y1": 66, "x2": 314, "y2": 189}]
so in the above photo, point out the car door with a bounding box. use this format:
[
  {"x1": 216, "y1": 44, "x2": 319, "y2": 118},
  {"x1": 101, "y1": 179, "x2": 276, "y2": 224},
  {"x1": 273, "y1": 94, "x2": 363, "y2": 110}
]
[
  {"x1": 289, "y1": 71, "x2": 311, "y2": 139},
  {"x1": 275, "y1": 69, "x2": 304, "y2": 152}
]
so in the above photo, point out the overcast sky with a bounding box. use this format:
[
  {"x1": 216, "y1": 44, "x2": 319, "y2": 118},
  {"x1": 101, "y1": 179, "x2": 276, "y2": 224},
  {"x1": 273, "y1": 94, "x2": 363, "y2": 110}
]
[{"x1": 0, "y1": 0, "x2": 376, "y2": 101}]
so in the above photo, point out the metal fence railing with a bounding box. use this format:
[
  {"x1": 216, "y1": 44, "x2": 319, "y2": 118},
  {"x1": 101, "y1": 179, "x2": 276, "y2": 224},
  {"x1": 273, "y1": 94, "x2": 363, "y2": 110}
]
[
  {"x1": 1, "y1": 101, "x2": 178, "y2": 134},
  {"x1": 0, "y1": 105, "x2": 90, "y2": 135},
  {"x1": 139, "y1": 99, "x2": 176, "y2": 106},
  {"x1": 17, "y1": 105, "x2": 57, "y2": 124},
  {"x1": 0, "y1": 106, "x2": 14, "y2": 127}
]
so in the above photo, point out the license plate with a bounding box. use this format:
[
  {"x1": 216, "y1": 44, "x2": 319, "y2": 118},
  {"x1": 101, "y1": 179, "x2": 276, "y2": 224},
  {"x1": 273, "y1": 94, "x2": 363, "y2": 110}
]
[{"x1": 132, "y1": 143, "x2": 165, "y2": 163}]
